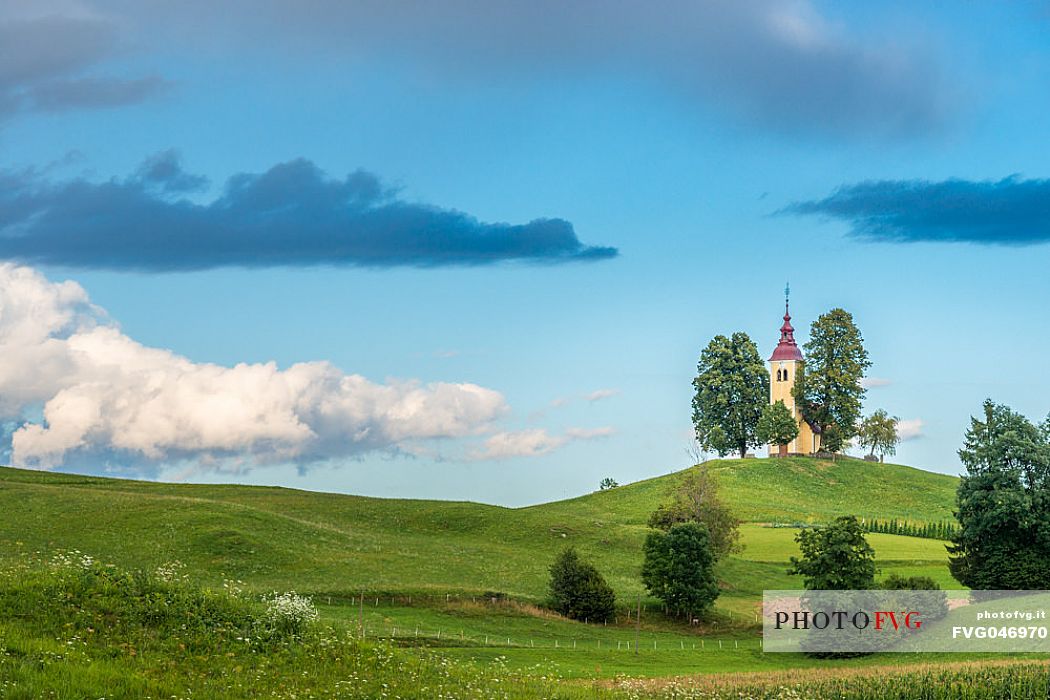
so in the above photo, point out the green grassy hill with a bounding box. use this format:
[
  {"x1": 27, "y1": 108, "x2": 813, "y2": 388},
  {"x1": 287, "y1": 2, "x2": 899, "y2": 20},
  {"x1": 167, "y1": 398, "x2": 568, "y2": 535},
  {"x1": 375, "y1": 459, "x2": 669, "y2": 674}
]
[
  {"x1": 0, "y1": 456, "x2": 979, "y2": 689},
  {"x1": 0, "y1": 456, "x2": 959, "y2": 604}
]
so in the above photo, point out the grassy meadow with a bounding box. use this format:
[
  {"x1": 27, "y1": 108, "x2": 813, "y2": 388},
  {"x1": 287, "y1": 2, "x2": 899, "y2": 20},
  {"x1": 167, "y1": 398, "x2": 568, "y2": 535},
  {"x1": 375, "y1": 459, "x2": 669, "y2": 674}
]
[{"x1": 3, "y1": 455, "x2": 1042, "y2": 698}]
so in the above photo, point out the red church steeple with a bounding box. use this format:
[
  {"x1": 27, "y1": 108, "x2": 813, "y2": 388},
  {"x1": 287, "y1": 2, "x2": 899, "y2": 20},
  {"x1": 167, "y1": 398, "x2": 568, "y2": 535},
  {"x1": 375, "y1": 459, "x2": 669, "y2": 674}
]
[{"x1": 769, "y1": 284, "x2": 804, "y2": 361}]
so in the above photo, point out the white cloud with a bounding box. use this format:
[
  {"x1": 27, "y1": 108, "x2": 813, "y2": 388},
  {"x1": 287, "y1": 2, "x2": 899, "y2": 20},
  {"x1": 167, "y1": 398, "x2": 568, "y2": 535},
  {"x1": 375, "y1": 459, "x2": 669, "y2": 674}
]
[
  {"x1": 0, "y1": 264, "x2": 507, "y2": 470},
  {"x1": 861, "y1": 377, "x2": 892, "y2": 388},
  {"x1": 470, "y1": 426, "x2": 613, "y2": 461},
  {"x1": 584, "y1": 388, "x2": 620, "y2": 402},
  {"x1": 548, "y1": 388, "x2": 620, "y2": 409},
  {"x1": 897, "y1": 418, "x2": 924, "y2": 442}
]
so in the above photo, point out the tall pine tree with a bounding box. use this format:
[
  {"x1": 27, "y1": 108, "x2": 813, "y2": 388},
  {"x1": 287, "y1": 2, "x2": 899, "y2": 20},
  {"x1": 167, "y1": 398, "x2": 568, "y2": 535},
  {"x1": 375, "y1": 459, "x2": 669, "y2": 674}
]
[{"x1": 949, "y1": 400, "x2": 1050, "y2": 589}]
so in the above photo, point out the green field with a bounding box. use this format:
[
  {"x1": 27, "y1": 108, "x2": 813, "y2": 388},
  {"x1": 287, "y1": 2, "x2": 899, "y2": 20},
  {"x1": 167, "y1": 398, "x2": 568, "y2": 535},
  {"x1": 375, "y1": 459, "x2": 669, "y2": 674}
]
[
  {"x1": 0, "y1": 456, "x2": 958, "y2": 601},
  {"x1": 4, "y1": 455, "x2": 1029, "y2": 698}
]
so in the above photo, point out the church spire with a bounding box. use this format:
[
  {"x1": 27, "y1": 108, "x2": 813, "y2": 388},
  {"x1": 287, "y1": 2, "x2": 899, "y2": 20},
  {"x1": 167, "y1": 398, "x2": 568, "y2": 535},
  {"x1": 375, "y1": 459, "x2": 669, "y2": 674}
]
[{"x1": 769, "y1": 283, "x2": 803, "y2": 361}]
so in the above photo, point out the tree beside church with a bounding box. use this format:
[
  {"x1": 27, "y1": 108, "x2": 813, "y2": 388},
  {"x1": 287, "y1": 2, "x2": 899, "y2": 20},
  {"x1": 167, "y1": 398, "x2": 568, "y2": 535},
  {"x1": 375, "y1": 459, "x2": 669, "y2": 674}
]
[
  {"x1": 763, "y1": 288, "x2": 869, "y2": 456},
  {"x1": 691, "y1": 332, "x2": 769, "y2": 458}
]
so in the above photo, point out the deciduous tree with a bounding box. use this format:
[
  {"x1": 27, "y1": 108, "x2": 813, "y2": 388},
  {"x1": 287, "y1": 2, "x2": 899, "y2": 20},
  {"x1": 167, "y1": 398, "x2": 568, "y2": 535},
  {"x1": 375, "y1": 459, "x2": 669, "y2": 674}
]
[
  {"x1": 756, "y1": 400, "x2": 800, "y2": 457},
  {"x1": 793, "y1": 309, "x2": 871, "y2": 451},
  {"x1": 857, "y1": 409, "x2": 900, "y2": 462},
  {"x1": 692, "y1": 332, "x2": 769, "y2": 458},
  {"x1": 789, "y1": 516, "x2": 877, "y2": 590},
  {"x1": 646, "y1": 465, "x2": 741, "y2": 559},
  {"x1": 642, "y1": 523, "x2": 719, "y2": 617}
]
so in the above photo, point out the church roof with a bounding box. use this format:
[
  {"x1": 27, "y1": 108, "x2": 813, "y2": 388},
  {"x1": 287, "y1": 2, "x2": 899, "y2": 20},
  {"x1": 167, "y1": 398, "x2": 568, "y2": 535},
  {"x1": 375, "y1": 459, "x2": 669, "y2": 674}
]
[{"x1": 769, "y1": 296, "x2": 804, "y2": 362}]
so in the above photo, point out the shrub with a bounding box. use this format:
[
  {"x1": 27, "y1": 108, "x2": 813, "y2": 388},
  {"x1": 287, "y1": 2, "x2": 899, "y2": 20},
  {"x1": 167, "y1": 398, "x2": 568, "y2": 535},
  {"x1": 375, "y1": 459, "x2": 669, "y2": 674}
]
[
  {"x1": 258, "y1": 591, "x2": 319, "y2": 639},
  {"x1": 789, "y1": 515, "x2": 876, "y2": 590},
  {"x1": 881, "y1": 573, "x2": 940, "y2": 590},
  {"x1": 547, "y1": 547, "x2": 616, "y2": 623}
]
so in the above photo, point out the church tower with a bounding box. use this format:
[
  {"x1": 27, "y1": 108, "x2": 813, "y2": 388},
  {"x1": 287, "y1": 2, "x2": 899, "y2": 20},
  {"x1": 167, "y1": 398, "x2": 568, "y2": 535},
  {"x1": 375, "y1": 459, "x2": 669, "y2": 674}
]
[{"x1": 768, "y1": 285, "x2": 817, "y2": 456}]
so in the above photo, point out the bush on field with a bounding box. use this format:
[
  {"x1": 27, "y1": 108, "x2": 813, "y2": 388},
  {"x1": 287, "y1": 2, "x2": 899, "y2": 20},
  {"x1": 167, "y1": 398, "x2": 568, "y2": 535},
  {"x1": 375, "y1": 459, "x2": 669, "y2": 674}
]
[
  {"x1": 547, "y1": 547, "x2": 616, "y2": 623},
  {"x1": 881, "y1": 573, "x2": 940, "y2": 590},
  {"x1": 259, "y1": 591, "x2": 319, "y2": 639}
]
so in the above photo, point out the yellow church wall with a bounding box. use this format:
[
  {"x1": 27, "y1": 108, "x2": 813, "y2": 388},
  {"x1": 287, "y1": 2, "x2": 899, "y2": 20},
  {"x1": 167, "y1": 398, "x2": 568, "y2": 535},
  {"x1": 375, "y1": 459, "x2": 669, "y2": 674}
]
[{"x1": 767, "y1": 359, "x2": 816, "y2": 456}]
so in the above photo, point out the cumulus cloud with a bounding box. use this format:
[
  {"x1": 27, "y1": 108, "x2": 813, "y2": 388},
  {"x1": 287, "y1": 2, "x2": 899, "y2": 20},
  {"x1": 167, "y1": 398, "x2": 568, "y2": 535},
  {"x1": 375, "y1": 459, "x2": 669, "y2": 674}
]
[
  {"x1": 0, "y1": 154, "x2": 616, "y2": 271},
  {"x1": 0, "y1": 264, "x2": 507, "y2": 470},
  {"x1": 897, "y1": 418, "x2": 924, "y2": 442},
  {"x1": 114, "y1": 0, "x2": 952, "y2": 140},
  {"x1": 781, "y1": 176, "x2": 1050, "y2": 246},
  {"x1": 470, "y1": 427, "x2": 613, "y2": 461},
  {"x1": 0, "y1": 6, "x2": 169, "y2": 117},
  {"x1": 861, "y1": 377, "x2": 892, "y2": 388}
]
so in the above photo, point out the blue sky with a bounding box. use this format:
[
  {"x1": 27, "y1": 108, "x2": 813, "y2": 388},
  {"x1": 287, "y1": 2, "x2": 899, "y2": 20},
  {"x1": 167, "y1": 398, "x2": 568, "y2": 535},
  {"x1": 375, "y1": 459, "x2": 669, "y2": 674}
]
[{"x1": 1, "y1": 1, "x2": 1048, "y2": 505}]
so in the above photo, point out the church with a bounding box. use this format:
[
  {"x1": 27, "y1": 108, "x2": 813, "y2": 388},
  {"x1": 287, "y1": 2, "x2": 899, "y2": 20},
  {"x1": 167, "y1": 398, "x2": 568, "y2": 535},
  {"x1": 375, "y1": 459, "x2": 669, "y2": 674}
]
[{"x1": 767, "y1": 289, "x2": 819, "y2": 456}]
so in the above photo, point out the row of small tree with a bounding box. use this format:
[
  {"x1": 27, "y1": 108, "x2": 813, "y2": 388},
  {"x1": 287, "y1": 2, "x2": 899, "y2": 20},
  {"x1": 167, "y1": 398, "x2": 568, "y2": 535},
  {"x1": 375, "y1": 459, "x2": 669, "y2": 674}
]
[
  {"x1": 692, "y1": 308, "x2": 901, "y2": 457},
  {"x1": 864, "y1": 518, "x2": 957, "y2": 541}
]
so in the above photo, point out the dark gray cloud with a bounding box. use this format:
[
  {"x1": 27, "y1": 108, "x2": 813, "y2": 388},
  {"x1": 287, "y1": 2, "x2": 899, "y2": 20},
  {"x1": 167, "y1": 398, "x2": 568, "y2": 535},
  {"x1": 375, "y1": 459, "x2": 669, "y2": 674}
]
[
  {"x1": 30, "y1": 75, "x2": 169, "y2": 112},
  {"x1": 101, "y1": 0, "x2": 952, "y2": 140},
  {"x1": 0, "y1": 9, "x2": 169, "y2": 117},
  {"x1": 781, "y1": 176, "x2": 1050, "y2": 245},
  {"x1": 133, "y1": 150, "x2": 209, "y2": 193},
  {"x1": 0, "y1": 153, "x2": 616, "y2": 270}
]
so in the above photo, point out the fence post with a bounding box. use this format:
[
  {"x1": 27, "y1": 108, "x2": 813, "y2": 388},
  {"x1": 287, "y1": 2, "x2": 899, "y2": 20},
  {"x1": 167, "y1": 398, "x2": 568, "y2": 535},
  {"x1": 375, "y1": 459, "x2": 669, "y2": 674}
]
[
  {"x1": 634, "y1": 595, "x2": 641, "y2": 656},
  {"x1": 358, "y1": 589, "x2": 364, "y2": 638}
]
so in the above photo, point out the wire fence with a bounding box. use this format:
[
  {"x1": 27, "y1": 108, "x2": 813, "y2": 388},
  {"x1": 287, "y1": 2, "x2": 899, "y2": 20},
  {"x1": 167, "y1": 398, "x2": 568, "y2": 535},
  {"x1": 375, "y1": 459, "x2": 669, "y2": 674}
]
[
  {"x1": 323, "y1": 593, "x2": 762, "y2": 627},
  {"x1": 352, "y1": 625, "x2": 760, "y2": 652}
]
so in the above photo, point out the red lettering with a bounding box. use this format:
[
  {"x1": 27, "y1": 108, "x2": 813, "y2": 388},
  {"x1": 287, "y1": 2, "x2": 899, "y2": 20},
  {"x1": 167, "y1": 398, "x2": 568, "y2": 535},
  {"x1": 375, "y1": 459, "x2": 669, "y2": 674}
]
[{"x1": 874, "y1": 611, "x2": 900, "y2": 631}]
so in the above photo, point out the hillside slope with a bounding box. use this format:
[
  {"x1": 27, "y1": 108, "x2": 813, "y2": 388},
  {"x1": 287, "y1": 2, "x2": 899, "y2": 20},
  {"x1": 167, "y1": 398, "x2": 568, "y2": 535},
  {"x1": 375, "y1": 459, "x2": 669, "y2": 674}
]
[{"x1": 0, "y1": 457, "x2": 959, "y2": 604}]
